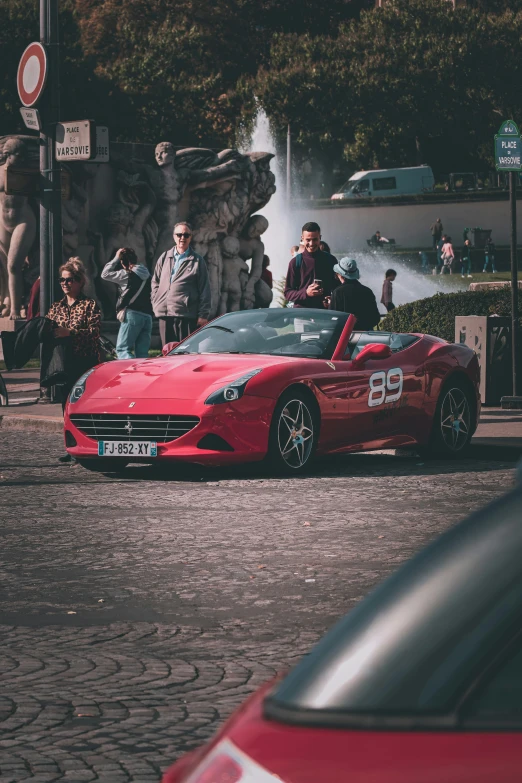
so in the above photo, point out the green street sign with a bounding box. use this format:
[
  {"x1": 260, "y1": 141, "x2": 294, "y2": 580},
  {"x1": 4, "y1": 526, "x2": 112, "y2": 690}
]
[{"x1": 495, "y1": 119, "x2": 522, "y2": 171}]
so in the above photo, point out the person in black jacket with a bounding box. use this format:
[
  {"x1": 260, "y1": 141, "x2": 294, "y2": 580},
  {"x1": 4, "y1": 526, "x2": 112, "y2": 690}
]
[
  {"x1": 328, "y1": 258, "x2": 381, "y2": 331},
  {"x1": 284, "y1": 221, "x2": 338, "y2": 309},
  {"x1": 101, "y1": 248, "x2": 153, "y2": 359}
]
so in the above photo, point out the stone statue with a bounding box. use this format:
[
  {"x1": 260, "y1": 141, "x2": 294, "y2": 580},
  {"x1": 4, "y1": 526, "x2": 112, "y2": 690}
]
[
  {"x1": 0, "y1": 137, "x2": 38, "y2": 318},
  {"x1": 219, "y1": 236, "x2": 249, "y2": 315},
  {"x1": 238, "y1": 215, "x2": 269, "y2": 309},
  {"x1": 151, "y1": 143, "x2": 248, "y2": 260},
  {"x1": 115, "y1": 170, "x2": 158, "y2": 269},
  {"x1": 254, "y1": 255, "x2": 273, "y2": 309},
  {"x1": 181, "y1": 153, "x2": 275, "y2": 315},
  {"x1": 0, "y1": 132, "x2": 277, "y2": 321},
  {"x1": 89, "y1": 180, "x2": 156, "y2": 313}
]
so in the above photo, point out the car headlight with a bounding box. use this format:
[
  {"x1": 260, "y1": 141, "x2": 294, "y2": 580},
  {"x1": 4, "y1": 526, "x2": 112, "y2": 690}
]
[
  {"x1": 204, "y1": 369, "x2": 262, "y2": 405},
  {"x1": 69, "y1": 368, "x2": 96, "y2": 403}
]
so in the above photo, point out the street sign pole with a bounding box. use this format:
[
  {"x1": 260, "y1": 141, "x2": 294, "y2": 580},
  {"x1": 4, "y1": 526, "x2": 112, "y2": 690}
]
[
  {"x1": 510, "y1": 171, "x2": 519, "y2": 397},
  {"x1": 495, "y1": 120, "x2": 522, "y2": 408},
  {"x1": 286, "y1": 123, "x2": 291, "y2": 205},
  {"x1": 39, "y1": 0, "x2": 62, "y2": 319}
]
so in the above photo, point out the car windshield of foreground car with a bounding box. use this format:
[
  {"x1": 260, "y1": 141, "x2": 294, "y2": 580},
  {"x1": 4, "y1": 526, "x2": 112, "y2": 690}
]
[{"x1": 169, "y1": 309, "x2": 349, "y2": 359}]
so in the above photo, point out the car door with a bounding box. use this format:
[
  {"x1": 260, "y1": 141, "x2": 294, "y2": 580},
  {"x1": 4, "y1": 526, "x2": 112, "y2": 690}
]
[{"x1": 340, "y1": 334, "x2": 423, "y2": 449}]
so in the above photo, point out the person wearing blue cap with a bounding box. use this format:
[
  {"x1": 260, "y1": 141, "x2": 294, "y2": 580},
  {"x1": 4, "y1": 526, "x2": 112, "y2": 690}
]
[{"x1": 328, "y1": 258, "x2": 381, "y2": 330}]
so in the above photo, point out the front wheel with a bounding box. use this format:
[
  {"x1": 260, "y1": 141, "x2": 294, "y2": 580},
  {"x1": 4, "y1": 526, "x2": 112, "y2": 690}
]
[
  {"x1": 424, "y1": 381, "x2": 473, "y2": 457},
  {"x1": 266, "y1": 390, "x2": 318, "y2": 474},
  {"x1": 77, "y1": 458, "x2": 129, "y2": 473}
]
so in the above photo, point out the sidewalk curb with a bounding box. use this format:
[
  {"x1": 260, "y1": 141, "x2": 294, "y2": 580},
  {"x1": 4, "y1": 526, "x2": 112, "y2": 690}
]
[{"x1": 0, "y1": 414, "x2": 63, "y2": 433}]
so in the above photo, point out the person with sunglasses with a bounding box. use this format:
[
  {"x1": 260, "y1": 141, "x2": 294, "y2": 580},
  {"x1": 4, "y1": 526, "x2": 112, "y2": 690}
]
[
  {"x1": 151, "y1": 221, "x2": 211, "y2": 346},
  {"x1": 1, "y1": 258, "x2": 100, "y2": 385},
  {"x1": 46, "y1": 259, "x2": 101, "y2": 392},
  {"x1": 0, "y1": 258, "x2": 100, "y2": 460}
]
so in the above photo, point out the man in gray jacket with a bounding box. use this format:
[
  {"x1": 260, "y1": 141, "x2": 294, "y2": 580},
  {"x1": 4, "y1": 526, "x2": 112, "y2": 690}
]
[{"x1": 151, "y1": 221, "x2": 211, "y2": 346}]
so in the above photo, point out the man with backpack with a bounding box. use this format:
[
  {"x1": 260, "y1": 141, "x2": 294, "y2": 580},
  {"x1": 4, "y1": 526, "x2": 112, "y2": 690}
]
[
  {"x1": 101, "y1": 247, "x2": 153, "y2": 359},
  {"x1": 284, "y1": 221, "x2": 337, "y2": 308}
]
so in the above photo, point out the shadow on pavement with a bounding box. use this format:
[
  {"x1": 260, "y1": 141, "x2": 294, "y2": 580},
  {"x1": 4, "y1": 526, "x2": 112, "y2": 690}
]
[{"x1": 97, "y1": 442, "x2": 520, "y2": 484}]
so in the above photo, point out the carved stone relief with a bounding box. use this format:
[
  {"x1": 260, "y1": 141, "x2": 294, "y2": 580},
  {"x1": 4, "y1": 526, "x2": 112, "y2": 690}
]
[{"x1": 0, "y1": 136, "x2": 276, "y2": 319}]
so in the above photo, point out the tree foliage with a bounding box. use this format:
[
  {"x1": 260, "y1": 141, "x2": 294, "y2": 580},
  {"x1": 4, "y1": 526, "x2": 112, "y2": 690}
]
[
  {"x1": 74, "y1": 0, "x2": 369, "y2": 146},
  {"x1": 0, "y1": 0, "x2": 39, "y2": 135},
  {"x1": 249, "y1": 0, "x2": 522, "y2": 172},
  {"x1": 3, "y1": 0, "x2": 522, "y2": 174},
  {"x1": 0, "y1": 0, "x2": 124, "y2": 138}
]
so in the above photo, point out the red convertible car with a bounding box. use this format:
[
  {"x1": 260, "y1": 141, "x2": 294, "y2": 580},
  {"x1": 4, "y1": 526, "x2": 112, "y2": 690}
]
[
  {"x1": 63, "y1": 308, "x2": 480, "y2": 473},
  {"x1": 161, "y1": 483, "x2": 522, "y2": 782}
]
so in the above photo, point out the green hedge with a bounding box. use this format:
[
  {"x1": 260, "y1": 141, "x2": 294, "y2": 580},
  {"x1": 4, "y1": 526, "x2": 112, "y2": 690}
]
[{"x1": 380, "y1": 289, "x2": 516, "y2": 342}]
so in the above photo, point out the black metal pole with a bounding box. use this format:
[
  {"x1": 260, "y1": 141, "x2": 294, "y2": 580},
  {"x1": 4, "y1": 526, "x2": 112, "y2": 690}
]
[
  {"x1": 510, "y1": 171, "x2": 518, "y2": 396},
  {"x1": 286, "y1": 123, "x2": 291, "y2": 205},
  {"x1": 39, "y1": 0, "x2": 61, "y2": 318},
  {"x1": 39, "y1": 0, "x2": 50, "y2": 318}
]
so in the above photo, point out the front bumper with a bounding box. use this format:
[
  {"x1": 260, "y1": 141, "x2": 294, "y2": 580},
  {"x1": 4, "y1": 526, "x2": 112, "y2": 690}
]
[{"x1": 64, "y1": 394, "x2": 275, "y2": 466}]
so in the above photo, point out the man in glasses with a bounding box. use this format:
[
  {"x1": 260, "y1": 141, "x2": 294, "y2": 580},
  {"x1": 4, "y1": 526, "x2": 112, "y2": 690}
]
[{"x1": 151, "y1": 222, "x2": 211, "y2": 346}]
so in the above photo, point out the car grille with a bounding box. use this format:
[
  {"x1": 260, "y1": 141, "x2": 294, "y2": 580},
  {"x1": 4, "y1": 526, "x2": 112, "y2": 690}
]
[{"x1": 69, "y1": 414, "x2": 200, "y2": 443}]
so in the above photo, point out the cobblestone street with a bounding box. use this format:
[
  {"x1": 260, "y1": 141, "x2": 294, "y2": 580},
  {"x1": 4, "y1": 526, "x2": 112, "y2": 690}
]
[{"x1": 0, "y1": 430, "x2": 517, "y2": 782}]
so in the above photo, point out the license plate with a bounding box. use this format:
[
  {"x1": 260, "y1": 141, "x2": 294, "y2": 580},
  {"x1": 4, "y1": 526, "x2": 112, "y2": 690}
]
[{"x1": 98, "y1": 441, "x2": 157, "y2": 457}]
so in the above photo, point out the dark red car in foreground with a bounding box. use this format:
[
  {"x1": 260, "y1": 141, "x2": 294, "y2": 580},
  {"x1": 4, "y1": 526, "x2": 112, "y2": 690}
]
[
  {"x1": 163, "y1": 484, "x2": 522, "y2": 782},
  {"x1": 64, "y1": 308, "x2": 480, "y2": 473}
]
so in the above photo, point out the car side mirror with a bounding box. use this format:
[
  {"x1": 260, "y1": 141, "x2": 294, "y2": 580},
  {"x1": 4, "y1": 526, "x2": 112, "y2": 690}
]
[
  {"x1": 351, "y1": 343, "x2": 392, "y2": 368},
  {"x1": 162, "y1": 342, "x2": 179, "y2": 356}
]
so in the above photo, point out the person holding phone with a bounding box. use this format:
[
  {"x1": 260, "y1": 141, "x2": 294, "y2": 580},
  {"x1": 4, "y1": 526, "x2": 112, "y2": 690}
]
[{"x1": 284, "y1": 221, "x2": 338, "y2": 309}]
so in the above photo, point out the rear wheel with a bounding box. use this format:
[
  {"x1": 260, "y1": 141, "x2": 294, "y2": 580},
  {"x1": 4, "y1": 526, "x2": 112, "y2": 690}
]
[
  {"x1": 77, "y1": 458, "x2": 129, "y2": 473},
  {"x1": 267, "y1": 389, "x2": 318, "y2": 474},
  {"x1": 424, "y1": 380, "x2": 473, "y2": 457}
]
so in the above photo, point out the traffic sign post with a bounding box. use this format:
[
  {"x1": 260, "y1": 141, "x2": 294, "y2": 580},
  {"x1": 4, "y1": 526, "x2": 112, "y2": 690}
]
[
  {"x1": 17, "y1": 42, "x2": 47, "y2": 107},
  {"x1": 496, "y1": 120, "x2": 522, "y2": 408},
  {"x1": 494, "y1": 135, "x2": 522, "y2": 170},
  {"x1": 19, "y1": 107, "x2": 42, "y2": 131}
]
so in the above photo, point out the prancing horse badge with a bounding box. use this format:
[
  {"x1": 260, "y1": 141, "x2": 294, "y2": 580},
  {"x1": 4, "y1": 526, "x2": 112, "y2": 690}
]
[{"x1": 129, "y1": 402, "x2": 136, "y2": 408}]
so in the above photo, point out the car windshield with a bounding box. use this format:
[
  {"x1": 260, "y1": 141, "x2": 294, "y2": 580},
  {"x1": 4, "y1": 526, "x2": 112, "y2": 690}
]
[{"x1": 169, "y1": 309, "x2": 348, "y2": 359}]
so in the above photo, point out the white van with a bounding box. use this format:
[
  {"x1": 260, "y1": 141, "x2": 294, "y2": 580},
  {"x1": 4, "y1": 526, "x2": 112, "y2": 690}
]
[{"x1": 331, "y1": 165, "x2": 435, "y2": 200}]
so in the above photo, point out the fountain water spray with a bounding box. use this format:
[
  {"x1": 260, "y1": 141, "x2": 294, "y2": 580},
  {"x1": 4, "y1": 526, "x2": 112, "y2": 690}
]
[
  {"x1": 241, "y1": 108, "x2": 298, "y2": 285},
  {"x1": 243, "y1": 109, "x2": 460, "y2": 307}
]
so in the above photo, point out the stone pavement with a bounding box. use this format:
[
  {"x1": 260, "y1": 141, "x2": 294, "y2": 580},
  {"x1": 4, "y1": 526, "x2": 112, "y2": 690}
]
[{"x1": 0, "y1": 428, "x2": 518, "y2": 782}]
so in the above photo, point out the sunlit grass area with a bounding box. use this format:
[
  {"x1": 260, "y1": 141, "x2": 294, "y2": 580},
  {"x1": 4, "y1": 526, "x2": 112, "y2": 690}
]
[{"x1": 422, "y1": 271, "x2": 515, "y2": 291}]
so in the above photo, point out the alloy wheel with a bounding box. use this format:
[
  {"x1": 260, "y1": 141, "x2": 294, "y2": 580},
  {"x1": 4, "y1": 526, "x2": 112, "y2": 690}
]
[
  {"x1": 277, "y1": 399, "x2": 314, "y2": 469},
  {"x1": 440, "y1": 387, "x2": 470, "y2": 452}
]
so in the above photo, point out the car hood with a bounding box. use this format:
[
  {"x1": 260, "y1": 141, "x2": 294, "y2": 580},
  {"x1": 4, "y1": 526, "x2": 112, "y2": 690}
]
[{"x1": 81, "y1": 354, "x2": 297, "y2": 401}]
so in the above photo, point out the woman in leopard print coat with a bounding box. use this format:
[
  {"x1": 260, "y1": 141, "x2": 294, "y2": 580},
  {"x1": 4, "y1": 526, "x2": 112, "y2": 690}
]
[{"x1": 46, "y1": 258, "x2": 101, "y2": 401}]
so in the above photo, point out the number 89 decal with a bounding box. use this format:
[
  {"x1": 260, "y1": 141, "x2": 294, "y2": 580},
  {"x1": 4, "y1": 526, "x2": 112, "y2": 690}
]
[{"x1": 368, "y1": 367, "x2": 404, "y2": 407}]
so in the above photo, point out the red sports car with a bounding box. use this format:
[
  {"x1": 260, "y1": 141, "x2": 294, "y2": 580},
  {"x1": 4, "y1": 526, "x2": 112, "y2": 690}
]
[
  {"x1": 161, "y1": 483, "x2": 522, "y2": 783},
  {"x1": 63, "y1": 308, "x2": 480, "y2": 473}
]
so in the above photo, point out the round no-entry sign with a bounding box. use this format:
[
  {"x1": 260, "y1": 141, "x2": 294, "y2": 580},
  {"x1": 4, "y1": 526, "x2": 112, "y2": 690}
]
[{"x1": 17, "y1": 42, "x2": 48, "y2": 107}]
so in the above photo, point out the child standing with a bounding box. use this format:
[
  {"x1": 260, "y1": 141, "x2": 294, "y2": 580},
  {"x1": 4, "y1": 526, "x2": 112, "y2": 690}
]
[{"x1": 381, "y1": 269, "x2": 397, "y2": 312}]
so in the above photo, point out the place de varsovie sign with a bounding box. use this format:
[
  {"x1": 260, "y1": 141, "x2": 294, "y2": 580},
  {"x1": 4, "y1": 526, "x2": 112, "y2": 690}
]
[{"x1": 495, "y1": 119, "x2": 522, "y2": 171}]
